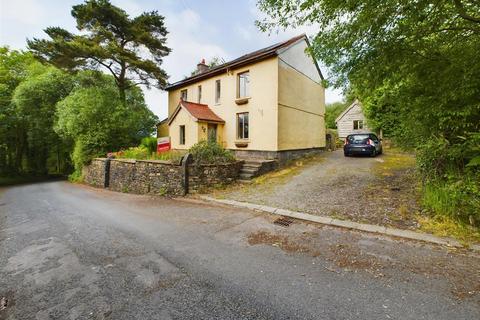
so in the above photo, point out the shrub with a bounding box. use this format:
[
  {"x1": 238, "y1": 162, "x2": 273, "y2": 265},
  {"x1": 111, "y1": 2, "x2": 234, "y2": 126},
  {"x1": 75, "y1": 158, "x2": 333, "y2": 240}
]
[
  {"x1": 116, "y1": 146, "x2": 149, "y2": 159},
  {"x1": 189, "y1": 140, "x2": 235, "y2": 164},
  {"x1": 141, "y1": 136, "x2": 158, "y2": 154}
]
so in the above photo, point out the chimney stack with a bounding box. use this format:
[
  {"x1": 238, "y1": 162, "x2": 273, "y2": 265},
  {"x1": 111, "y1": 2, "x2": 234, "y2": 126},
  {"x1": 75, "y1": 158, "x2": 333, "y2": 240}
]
[{"x1": 196, "y1": 58, "x2": 208, "y2": 74}]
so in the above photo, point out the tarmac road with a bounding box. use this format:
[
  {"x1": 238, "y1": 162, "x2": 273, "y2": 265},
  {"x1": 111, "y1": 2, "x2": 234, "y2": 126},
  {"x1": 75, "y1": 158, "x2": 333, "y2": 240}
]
[{"x1": 0, "y1": 181, "x2": 478, "y2": 319}]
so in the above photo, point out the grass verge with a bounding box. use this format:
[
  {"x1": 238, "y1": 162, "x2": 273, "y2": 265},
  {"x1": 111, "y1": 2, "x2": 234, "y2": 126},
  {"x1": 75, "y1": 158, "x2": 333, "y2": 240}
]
[{"x1": 418, "y1": 215, "x2": 480, "y2": 245}]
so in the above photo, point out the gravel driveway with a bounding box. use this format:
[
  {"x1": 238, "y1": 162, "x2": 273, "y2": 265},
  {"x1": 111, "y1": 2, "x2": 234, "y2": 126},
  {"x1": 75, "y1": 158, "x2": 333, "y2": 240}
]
[{"x1": 212, "y1": 149, "x2": 419, "y2": 229}]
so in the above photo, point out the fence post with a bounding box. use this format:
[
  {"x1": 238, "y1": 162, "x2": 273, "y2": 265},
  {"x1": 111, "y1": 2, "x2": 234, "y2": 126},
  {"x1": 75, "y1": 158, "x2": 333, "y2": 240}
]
[
  {"x1": 181, "y1": 153, "x2": 193, "y2": 195},
  {"x1": 104, "y1": 157, "x2": 112, "y2": 188}
]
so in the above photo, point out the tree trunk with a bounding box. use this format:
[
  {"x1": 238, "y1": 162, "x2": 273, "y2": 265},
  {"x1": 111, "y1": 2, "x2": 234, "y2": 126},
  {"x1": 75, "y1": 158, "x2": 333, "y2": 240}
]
[
  {"x1": 119, "y1": 87, "x2": 126, "y2": 106},
  {"x1": 118, "y1": 63, "x2": 127, "y2": 106}
]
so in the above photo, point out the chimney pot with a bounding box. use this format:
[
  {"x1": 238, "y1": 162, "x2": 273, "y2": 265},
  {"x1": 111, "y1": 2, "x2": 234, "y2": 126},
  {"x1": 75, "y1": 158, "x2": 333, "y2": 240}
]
[{"x1": 196, "y1": 58, "x2": 208, "y2": 74}]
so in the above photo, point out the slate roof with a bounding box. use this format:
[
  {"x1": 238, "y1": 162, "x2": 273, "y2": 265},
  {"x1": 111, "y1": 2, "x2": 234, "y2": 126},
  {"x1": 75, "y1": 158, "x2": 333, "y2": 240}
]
[
  {"x1": 167, "y1": 100, "x2": 225, "y2": 125},
  {"x1": 165, "y1": 34, "x2": 322, "y2": 91}
]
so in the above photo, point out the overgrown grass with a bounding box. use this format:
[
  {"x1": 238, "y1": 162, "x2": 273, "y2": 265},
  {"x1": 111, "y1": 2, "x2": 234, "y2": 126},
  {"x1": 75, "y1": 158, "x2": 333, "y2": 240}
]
[
  {"x1": 418, "y1": 215, "x2": 480, "y2": 244},
  {"x1": 422, "y1": 177, "x2": 480, "y2": 226}
]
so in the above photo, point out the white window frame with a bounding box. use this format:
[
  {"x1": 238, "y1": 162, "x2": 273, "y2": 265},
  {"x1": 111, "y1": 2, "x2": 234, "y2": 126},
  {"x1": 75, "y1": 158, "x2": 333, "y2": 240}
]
[
  {"x1": 179, "y1": 125, "x2": 186, "y2": 145},
  {"x1": 215, "y1": 80, "x2": 221, "y2": 104},
  {"x1": 237, "y1": 71, "x2": 250, "y2": 98},
  {"x1": 180, "y1": 89, "x2": 188, "y2": 101},
  {"x1": 353, "y1": 120, "x2": 364, "y2": 130},
  {"x1": 237, "y1": 112, "x2": 249, "y2": 140}
]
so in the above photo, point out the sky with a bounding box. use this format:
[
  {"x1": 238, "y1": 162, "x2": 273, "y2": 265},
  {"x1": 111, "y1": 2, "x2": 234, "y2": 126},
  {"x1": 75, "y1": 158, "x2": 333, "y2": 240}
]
[{"x1": 0, "y1": 0, "x2": 344, "y2": 119}]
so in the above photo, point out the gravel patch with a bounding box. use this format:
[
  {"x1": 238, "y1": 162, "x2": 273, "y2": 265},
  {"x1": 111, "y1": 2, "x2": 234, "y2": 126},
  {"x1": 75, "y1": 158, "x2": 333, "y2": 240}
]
[{"x1": 212, "y1": 149, "x2": 420, "y2": 229}]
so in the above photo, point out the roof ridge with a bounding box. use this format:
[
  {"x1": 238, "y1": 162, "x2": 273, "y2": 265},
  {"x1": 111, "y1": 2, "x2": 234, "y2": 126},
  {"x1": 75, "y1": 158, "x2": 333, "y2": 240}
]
[{"x1": 166, "y1": 34, "x2": 307, "y2": 90}]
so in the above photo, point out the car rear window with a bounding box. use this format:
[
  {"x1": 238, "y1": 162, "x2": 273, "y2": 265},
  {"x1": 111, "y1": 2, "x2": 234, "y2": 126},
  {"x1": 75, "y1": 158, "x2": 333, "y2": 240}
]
[{"x1": 347, "y1": 134, "x2": 370, "y2": 144}]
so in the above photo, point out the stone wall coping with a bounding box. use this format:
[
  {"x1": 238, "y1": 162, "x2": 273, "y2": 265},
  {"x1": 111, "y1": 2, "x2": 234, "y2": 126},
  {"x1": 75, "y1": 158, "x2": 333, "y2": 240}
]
[
  {"x1": 136, "y1": 159, "x2": 180, "y2": 166},
  {"x1": 190, "y1": 160, "x2": 244, "y2": 167},
  {"x1": 92, "y1": 158, "x2": 242, "y2": 167},
  {"x1": 111, "y1": 159, "x2": 137, "y2": 164}
]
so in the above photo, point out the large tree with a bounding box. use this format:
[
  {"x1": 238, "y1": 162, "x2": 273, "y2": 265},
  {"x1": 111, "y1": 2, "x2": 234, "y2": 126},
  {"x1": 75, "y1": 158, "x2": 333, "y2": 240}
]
[{"x1": 28, "y1": 0, "x2": 171, "y2": 104}]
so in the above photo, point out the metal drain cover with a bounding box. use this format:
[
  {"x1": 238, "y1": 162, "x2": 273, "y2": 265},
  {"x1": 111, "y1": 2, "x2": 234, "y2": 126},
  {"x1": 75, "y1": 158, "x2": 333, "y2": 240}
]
[{"x1": 274, "y1": 216, "x2": 294, "y2": 227}]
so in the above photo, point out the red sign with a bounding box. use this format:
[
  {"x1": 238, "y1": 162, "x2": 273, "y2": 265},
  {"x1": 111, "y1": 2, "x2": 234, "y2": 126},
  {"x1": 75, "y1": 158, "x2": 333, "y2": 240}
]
[{"x1": 157, "y1": 137, "x2": 171, "y2": 153}]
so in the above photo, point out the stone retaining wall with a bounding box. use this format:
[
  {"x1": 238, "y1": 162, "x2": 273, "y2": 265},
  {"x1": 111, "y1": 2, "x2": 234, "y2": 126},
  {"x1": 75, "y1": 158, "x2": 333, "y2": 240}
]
[
  {"x1": 188, "y1": 161, "x2": 244, "y2": 193},
  {"x1": 82, "y1": 159, "x2": 106, "y2": 188},
  {"x1": 82, "y1": 158, "x2": 243, "y2": 196}
]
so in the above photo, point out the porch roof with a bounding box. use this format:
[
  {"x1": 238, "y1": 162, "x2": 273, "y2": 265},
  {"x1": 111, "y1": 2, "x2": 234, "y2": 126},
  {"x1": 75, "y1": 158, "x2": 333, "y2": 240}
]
[{"x1": 168, "y1": 100, "x2": 225, "y2": 125}]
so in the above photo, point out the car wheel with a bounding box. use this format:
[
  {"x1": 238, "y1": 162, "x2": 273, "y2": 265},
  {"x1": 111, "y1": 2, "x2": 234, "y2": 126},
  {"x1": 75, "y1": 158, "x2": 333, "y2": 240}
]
[{"x1": 370, "y1": 149, "x2": 377, "y2": 157}]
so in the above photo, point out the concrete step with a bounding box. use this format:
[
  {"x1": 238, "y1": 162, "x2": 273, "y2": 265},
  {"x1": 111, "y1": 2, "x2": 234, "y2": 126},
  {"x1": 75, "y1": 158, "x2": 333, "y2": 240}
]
[
  {"x1": 242, "y1": 163, "x2": 263, "y2": 168},
  {"x1": 240, "y1": 168, "x2": 258, "y2": 174},
  {"x1": 239, "y1": 173, "x2": 254, "y2": 180}
]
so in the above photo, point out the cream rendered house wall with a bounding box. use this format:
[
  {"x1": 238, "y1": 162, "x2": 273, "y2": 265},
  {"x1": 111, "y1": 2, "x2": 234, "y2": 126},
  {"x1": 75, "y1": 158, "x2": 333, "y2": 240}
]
[
  {"x1": 168, "y1": 57, "x2": 279, "y2": 151},
  {"x1": 169, "y1": 108, "x2": 198, "y2": 149},
  {"x1": 277, "y1": 40, "x2": 325, "y2": 150}
]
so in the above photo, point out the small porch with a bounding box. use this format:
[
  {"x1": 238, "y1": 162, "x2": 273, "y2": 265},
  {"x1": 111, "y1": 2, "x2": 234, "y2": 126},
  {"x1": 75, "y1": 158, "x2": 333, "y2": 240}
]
[{"x1": 168, "y1": 100, "x2": 225, "y2": 149}]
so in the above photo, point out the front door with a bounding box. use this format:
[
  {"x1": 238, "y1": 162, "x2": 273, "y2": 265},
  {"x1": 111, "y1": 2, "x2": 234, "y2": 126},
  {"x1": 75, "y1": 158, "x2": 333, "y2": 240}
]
[{"x1": 207, "y1": 124, "x2": 217, "y2": 143}]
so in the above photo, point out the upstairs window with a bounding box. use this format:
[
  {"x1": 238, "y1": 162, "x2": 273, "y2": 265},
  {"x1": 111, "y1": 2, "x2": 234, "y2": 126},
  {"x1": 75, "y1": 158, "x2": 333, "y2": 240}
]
[
  {"x1": 237, "y1": 71, "x2": 250, "y2": 98},
  {"x1": 197, "y1": 85, "x2": 202, "y2": 103},
  {"x1": 180, "y1": 89, "x2": 188, "y2": 101},
  {"x1": 237, "y1": 112, "x2": 249, "y2": 139},
  {"x1": 179, "y1": 125, "x2": 185, "y2": 145},
  {"x1": 353, "y1": 120, "x2": 364, "y2": 130},
  {"x1": 215, "y1": 80, "x2": 221, "y2": 104}
]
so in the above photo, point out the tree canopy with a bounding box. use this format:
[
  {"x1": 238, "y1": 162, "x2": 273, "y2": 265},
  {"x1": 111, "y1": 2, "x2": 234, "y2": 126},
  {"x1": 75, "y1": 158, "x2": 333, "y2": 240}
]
[
  {"x1": 325, "y1": 101, "x2": 348, "y2": 129},
  {"x1": 27, "y1": 0, "x2": 171, "y2": 103},
  {"x1": 55, "y1": 71, "x2": 157, "y2": 173},
  {"x1": 0, "y1": 47, "x2": 158, "y2": 178}
]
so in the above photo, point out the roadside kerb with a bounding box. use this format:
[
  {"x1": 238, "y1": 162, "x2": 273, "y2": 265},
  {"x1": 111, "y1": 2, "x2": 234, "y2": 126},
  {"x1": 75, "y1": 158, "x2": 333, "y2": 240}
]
[{"x1": 199, "y1": 196, "x2": 480, "y2": 252}]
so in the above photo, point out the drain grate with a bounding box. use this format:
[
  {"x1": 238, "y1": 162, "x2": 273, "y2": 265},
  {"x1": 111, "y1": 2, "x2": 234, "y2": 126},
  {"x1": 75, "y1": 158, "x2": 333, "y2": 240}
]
[{"x1": 274, "y1": 216, "x2": 295, "y2": 227}]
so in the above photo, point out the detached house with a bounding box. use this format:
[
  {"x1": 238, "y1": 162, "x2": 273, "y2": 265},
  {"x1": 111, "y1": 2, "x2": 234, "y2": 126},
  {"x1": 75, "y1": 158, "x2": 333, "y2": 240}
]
[{"x1": 165, "y1": 34, "x2": 326, "y2": 162}]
